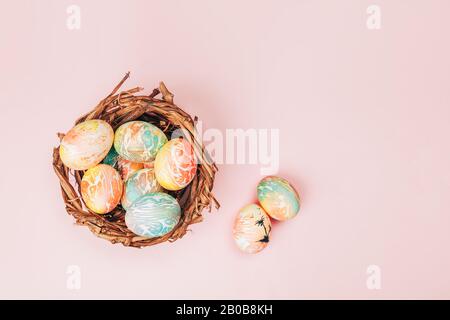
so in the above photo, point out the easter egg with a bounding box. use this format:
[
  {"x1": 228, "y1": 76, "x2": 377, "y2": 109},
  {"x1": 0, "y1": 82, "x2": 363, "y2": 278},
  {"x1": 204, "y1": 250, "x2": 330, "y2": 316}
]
[
  {"x1": 125, "y1": 193, "x2": 181, "y2": 238},
  {"x1": 81, "y1": 164, "x2": 123, "y2": 214},
  {"x1": 233, "y1": 204, "x2": 271, "y2": 254},
  {"x1": 60, "y1": 120, "x2": 114, "y2": 170},
  {"x1": 117, "y1": 156, "x2": 144, "y2": 181},
  {"x1": 257, "y1": 176, "x2": 300, "y2": 221},
  {"x1": 154, "y1": 138, "x2": 197, "y2": 191},
  {"x1": 102, "y1": 146, "x2": 119, "y2": 167},
  {"x1": 121, "y1": 168, "x2": 163, "y2": 210},
  {"x1": 114, "y1": 121, "x2": 167, "y2": 162},
  {"x1": 143, "y1": 161, "x2": 154, "y2": 169}
]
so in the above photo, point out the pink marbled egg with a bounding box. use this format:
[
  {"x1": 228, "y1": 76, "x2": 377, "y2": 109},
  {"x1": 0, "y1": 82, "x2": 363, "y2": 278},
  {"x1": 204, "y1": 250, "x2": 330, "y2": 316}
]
[{"x1": 233, "y1": 204, "x2": 271, "y2": 254}]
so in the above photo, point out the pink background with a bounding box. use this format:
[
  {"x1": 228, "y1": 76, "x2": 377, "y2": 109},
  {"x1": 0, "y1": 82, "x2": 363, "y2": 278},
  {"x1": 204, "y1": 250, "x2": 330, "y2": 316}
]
[{"x1": 1, "y1": 0, "x2": 450, "y2": 299}]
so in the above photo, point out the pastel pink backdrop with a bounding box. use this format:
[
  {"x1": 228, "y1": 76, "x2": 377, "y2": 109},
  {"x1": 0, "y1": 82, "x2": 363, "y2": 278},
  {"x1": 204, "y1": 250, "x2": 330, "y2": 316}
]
[{"x1": 1, "y1": 0, "x2": 449, "y2": 299}]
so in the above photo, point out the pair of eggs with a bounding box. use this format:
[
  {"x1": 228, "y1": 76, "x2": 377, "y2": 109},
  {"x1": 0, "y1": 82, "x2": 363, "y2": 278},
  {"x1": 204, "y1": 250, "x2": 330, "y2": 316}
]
[
  {"x1": 81, "y1": 166, "x2": 180, "y2": 238},
  {"x1": 79, "y1": 164, "x2": 163, "y2": 216},
  {"x1": 114, "y1": 121, "x2": 197, "y2": 192},
  {"x1": 120, "y1": 167, "x2": 182, "y2": 238},
  {"x1": 233, "y1": 176, "x2": 300, "y2": 254},
  {"x1": 114, "y1": 120, "x2": 198, "y2": 192},
  {"x1": 121, "y1": 171, "x2": 181, "y2": 238},
  {"x1": 59, "y1": 119, "x2": 159, "y2": 171},
  {"x1": 60, "y1": 119, "x2": 198, "y2": 238},
  {"x1": 121, "y1": 151, "x2": 197, "y2": 238}
]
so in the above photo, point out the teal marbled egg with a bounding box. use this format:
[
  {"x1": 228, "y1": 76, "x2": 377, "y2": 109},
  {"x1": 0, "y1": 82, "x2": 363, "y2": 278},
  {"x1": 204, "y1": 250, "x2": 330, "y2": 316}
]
[
  {"x1": 125, "y1": 193, "x2": 181, "y2": 238},
  {"x1": 114, "y1": 121, "x2": 168, "y2": 163},
  {"x1": 121, "y1": 168, "x2": 163, "y2": 210},
  {"x1": 102, "y1": 146, "x2": 120, "y2": 167}
]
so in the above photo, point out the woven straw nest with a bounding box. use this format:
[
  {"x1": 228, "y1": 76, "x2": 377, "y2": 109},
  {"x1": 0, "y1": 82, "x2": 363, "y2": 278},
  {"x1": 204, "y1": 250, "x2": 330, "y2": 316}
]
[{"x1": 52, "y1": 73, "x2": 220, "y2": 248}]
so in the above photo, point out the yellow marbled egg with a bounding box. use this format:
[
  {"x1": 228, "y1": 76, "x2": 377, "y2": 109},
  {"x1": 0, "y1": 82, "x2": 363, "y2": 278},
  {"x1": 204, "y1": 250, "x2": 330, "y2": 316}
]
[
  {"x1": 154, "y1": 138, "x2": 197, "y2": 191},
  {"x1": 60, "y1": 120, "x2": 114, "y2": 170},
  {"x1": 81, "y1": 164, "x2": 123, "y2": 214}
]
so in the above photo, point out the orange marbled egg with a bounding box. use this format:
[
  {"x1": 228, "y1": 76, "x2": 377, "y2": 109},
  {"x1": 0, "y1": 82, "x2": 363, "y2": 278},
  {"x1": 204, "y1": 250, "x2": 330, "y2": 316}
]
[
  {"x1": 81, "y1": 164, "x2": 123, "y2": 214},
  {"x1": 154, "y1": 138, "x2": 197, "y2": 191},
  {"x1": 117, "y1": 157, "x2": 144, "y2": 181}
]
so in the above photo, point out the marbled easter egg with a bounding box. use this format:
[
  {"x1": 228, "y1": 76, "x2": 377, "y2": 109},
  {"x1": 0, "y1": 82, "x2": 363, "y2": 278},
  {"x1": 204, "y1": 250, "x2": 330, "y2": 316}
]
[
  {"x1": 154, "y1": 138, "x2": 197, "y2": 191},
  {"x1": 125, "y1": 193, "x2": 181, "y2": 238},
  {"x1": 143, "y1": 161, "x2": 154, "y2": 169},
  {"x1": 121, "y1": 168, "x2": 163, "y2": 210},
  {"x1": 117, "y1": 156, "x2": 144, "y2": 181},
  {"x1": 233, "y1": 204, "x2": 271, "y2": 254},
  {"x1": 102, "y1": 146, "x2": 120, "y2": 167},
  {"x1": 114, "y1": 121, "x2": 168, "y2": 163},
  {"x1": 81, "y1": 164, "x2": 123, "y2": 214},
  {"x1": 60, "y1": 120, "x2": 114, "y2": 170},
  {"x1": 257, "y1": 176, "x2": 300, "y2": 221}
]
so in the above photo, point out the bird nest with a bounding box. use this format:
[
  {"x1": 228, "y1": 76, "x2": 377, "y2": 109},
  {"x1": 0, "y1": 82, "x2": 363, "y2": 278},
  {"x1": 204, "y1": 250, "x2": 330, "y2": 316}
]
[{"x1": 52, "y1": 73, "x2": 219, "y2": 248}]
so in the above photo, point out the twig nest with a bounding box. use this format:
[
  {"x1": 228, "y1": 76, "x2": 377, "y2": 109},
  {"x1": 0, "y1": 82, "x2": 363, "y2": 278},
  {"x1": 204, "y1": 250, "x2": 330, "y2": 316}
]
[{"x1": 53, "y1": 73, "x2": 219, "y2": 248}]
